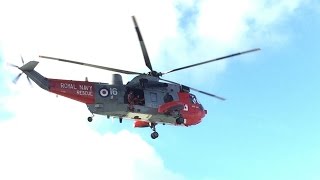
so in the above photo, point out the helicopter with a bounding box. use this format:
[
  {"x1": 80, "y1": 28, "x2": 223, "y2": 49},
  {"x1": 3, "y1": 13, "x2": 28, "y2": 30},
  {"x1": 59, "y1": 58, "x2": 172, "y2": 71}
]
[{"x1": 9, "y1": 16, "x2": 260, "y2": 139}]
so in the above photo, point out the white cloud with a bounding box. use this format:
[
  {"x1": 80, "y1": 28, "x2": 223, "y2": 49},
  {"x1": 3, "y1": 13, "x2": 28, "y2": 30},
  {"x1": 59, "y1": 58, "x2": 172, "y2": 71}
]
[
  {"x1": 0, "y1": 0, "x2": 306, "y2": 84},
  {"x1": 0, "y1": 0, "x2": 179, "y2": 83},
  {"x1": 195, "y1": 0, "x2": 304, "y2": 47},
  {"x1": 0, "y1": 1, "x2": 184, "y2": 179},
  {"x1": 0, "y1": 0, "x2": 309, "y2": 179},
  {"x1": 155, "y1": 0, "x2": 306, "y2": 88},
  {"x1": 0, "y1": 89, "x2": 184, "y2": 180}
]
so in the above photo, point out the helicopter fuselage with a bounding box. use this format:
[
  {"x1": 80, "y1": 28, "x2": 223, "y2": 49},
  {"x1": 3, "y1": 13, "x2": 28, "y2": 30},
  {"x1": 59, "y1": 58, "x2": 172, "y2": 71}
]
[
  {"x1": 47, "y1": 75, "x2": 206, "y2": 126},
  {"x1": 23, "y1": 66, "x2": 206, "y2": 127}
]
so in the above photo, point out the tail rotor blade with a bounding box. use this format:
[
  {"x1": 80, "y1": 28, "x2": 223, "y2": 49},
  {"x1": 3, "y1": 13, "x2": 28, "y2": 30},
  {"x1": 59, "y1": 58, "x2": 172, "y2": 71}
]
[
  {"x1": 7, "y1": 63, "x2": 19, "y2": 68},
  {"x1": 12, "y1": 73, "x2": 23, "y2": 84},
  {"x1": 21, "y1": 56, "x2": 25, "y2": 65},
  {"x1": 27, "y1": 76, "x2": 33, "y2": 86}
]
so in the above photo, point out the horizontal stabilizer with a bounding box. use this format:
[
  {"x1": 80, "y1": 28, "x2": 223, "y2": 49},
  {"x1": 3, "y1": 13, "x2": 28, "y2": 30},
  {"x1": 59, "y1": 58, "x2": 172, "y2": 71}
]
[{"x1": 20, "y1": 61, "x2": 39, "y2": 71}]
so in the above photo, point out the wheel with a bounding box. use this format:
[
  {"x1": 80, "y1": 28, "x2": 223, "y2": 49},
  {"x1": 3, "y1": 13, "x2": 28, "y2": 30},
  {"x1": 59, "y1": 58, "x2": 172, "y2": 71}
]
[
  {"x1": 119, "y1": 118, "x2": 123, "y2": 123},
  {"x1": 176, "y1": 117, "x2": 184, "y2": 124},
  {"x1": 151, "y1": 131, "x2": 159, "y2": 139},
  {"x1": 87, "y1": 117, "x2": 93, "y2": 122}
]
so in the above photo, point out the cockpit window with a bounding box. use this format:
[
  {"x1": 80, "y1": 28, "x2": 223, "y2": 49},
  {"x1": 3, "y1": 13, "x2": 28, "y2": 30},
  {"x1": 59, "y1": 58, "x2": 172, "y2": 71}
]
[{"x1": 189, "y1": 94, "x2": 198, "y2": 104}]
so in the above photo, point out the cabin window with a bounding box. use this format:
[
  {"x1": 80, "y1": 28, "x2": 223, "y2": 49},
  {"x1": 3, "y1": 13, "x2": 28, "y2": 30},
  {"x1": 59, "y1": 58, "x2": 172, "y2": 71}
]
[
  {"x1": 124, "y1": 88, "x2": 145, "y2": 105},
  {"x1": 150, "y1": 92, "x2": 157, "y2": 102},
  {"x1": 163, "y1": 92, "x2": 173, "y2": 103}
]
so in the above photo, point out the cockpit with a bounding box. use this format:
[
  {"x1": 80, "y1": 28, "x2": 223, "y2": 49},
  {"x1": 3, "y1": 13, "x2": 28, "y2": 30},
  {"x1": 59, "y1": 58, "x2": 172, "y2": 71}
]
[
  {"x1": 189, "y1": 94, "x2": 204, "y2": 110},
  {"x1": 189, "y1": 94, "x2": 198, "y2": 104}
]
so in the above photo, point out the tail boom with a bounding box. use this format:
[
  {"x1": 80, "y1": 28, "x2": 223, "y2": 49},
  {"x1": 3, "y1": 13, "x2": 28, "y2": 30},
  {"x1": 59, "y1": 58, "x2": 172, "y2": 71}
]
[
  {"x1": 20, "y1": 61, "x2": 95, "y2": 104},
  {"x1": 48, "y1": 79, "x2": 95, "y2": 104}
]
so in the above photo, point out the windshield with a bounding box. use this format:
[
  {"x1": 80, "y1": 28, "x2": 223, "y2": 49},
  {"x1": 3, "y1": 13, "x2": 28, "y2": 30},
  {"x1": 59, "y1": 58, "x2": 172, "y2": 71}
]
[{"x1": 189, "y1": 94, "x2": 198, "y2": 104}]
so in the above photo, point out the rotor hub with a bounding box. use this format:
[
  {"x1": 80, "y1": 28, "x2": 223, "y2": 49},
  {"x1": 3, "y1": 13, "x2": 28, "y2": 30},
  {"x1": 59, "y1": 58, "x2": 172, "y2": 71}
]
[{"x1": 148, "y1": 71, "x2": 162, "y2": 77}]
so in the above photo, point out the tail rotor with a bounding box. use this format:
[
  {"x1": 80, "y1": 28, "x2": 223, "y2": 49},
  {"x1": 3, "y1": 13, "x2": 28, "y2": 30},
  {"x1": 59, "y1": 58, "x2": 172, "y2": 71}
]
[{"x1": 7, "y1": 56, "x2": 33, "y2": 86}]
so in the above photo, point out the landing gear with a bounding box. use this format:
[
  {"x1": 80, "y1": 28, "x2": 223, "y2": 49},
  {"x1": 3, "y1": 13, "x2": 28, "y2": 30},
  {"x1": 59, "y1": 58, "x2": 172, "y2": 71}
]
[
  {"x1": 119, "y1": 117, "x2": 123, "y2": 123},
  {"x1": 150, "y1": 123, "x2": 159, "y2": 139},
  {"x1": 87, "y1": 116, "x2": 93, "y2": 122},
  {"x1": 88, "y1": 114, "x2": 94, "y2": 122},
  {"x1": 151, "y1": 131, "x2": 159, "y2": 139}
]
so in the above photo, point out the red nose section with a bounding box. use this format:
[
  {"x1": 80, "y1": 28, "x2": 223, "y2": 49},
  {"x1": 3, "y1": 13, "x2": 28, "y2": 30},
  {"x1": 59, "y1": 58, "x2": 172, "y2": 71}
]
[{"x1": 182, "y1": 109, "x2": 207, "y2": 126}]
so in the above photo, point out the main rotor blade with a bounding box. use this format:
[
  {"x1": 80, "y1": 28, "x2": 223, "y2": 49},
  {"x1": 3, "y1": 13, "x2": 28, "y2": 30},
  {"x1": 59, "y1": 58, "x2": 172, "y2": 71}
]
[
  {"x1": 188, "y1": 87, "x2": 225, "y2": 100},
  {"x1": 162, "y1": 48, "x2": 261, "y2": 75},
  {"x1": 132, "y1": 16, "x2": 153, "y2": 71},
  {"x1": 159, "y1": 78, "x2": 225, "y2": 100},
  {"x1": 13, "y1": 73, "x2": 22, "y2": 84},
  {"x1": 39, "y1": 56, "x2": 142, "y2": 75}
]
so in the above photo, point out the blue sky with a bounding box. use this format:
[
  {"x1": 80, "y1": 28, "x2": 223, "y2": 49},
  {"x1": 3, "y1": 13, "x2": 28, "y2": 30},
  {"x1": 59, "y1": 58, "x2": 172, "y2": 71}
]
[{"x1": 1, "y1": 0, "x2": 320, "y2": 180}]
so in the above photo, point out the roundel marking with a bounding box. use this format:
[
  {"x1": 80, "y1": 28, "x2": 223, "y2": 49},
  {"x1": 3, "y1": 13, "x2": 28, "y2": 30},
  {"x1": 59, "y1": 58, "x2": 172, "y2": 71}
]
[{"x1": 99, "y1": 88, "x2": 109, "y2": 97}]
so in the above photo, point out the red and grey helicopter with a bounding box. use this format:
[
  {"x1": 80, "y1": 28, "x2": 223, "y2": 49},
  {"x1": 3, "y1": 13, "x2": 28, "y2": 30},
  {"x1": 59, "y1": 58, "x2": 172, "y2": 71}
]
[{"x1": 9, "y1": 16, "x2": 260, "y2": 139}]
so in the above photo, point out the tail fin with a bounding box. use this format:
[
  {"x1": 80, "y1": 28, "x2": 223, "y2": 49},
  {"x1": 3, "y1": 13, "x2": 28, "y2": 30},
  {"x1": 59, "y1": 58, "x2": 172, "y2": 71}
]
[
  {"x1": 20, "y1": 61, "x2": 49, "y2": 91},
  {"x1": 20, "y1": 61, "x2": 39, "y2": 71}
]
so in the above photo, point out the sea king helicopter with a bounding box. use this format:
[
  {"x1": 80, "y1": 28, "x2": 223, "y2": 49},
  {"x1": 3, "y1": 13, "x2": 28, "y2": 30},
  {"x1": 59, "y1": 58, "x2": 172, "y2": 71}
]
[{"x1": 9, "y1": 16, "x2": 260, "y2": 139}]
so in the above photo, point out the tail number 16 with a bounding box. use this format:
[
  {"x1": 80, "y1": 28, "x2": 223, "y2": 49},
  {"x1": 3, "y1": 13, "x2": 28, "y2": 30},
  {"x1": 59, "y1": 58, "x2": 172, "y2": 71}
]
[{"x1": 110, "y1": 88, "x2": 118, "y2": 96}]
